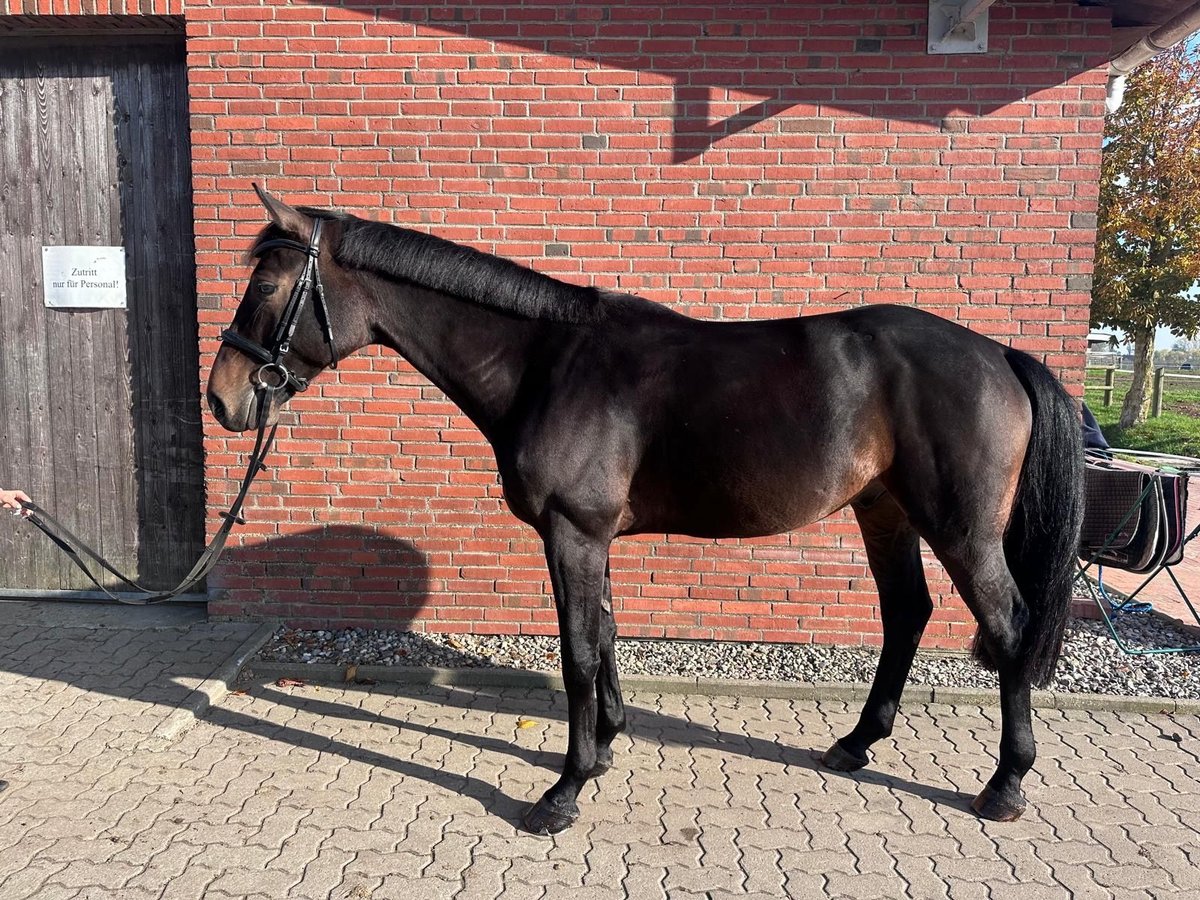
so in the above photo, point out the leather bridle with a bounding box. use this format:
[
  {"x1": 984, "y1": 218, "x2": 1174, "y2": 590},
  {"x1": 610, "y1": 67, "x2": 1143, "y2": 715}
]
[
  {"x1": 219, "y1": 216, "x2": 338, "y2": 393},
  {"x1": 16, "y1": 218, "x2": 340, "y2": 604}
]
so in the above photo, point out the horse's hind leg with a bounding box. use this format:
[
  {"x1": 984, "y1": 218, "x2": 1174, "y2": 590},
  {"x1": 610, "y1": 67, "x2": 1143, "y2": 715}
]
[
  {"x1": 936, "y1": 548, "x2": 1036, "y2": 821},
  {"x1": 823, "y1": 489, "x2": 932, "y2": 771},
  {"x1": 592, "y1": 561, "x2": 626, "y2": 777},
  {"x1": 973, "y1": 663, "x2": 1035, "y2": 821}
]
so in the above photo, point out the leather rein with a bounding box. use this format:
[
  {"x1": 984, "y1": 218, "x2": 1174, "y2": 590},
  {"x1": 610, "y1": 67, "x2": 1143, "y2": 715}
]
[{"x1": 18, "y1": 219, "x2": 337, "y2": 605}]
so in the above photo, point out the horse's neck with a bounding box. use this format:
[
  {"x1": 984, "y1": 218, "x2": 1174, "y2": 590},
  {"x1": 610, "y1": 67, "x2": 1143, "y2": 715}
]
[{"x1": 365, "y1": 275, "x2": 548, "y2": 434}]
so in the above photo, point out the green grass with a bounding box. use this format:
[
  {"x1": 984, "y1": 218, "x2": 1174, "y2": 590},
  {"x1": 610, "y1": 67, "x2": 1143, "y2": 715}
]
[{"x1": 1084, "y1": 369, "x2": 1200, "y2": 457}]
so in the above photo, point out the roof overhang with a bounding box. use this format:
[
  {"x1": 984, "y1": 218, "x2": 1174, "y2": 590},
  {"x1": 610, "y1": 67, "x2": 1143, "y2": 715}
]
[{"x1": 1084, "y1": 1, "x2": 1200, "y2": 65}]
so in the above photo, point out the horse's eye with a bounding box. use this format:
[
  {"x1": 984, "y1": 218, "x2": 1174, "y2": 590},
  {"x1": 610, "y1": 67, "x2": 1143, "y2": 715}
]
[{"x1": 258, "y1": 283, "x2": 277, "y2": 296}]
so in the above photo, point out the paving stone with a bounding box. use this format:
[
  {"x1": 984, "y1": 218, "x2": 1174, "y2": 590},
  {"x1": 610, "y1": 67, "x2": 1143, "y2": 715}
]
[
  {"x1": 1136, "y1": 842, "x2": 1200, "y2": 892},
  {"x1": 987, "y1": 883, "x2": 1067, "y2": 900},
  {"x1": 206, "y1": 866, "x2": 304, "y2": 898},
  {"x1": 0, "y1": 861, "x2": 70, "y2": 898},
  {"x1": 779, "y1": 865, "x2": 830, "y2": 899},
  {"x1": 618, "y1": 864, "x2": 668, "y2": 900},
  {"x1": 662, "y1": 863, "x2": 745, "y2": 894},
  {"x1": 891, "y1": 853, "x2": 949, "y2": 899},
  {"x1": 376, "y1": 875, "x2": 465, "y2": 900},
  {"x1": 453, "y1": 851, "x2": 508, "y2": 900},
  {"x1": 290, "y1": 846, "x2": 356, "y2": 898},
  {"x1": 153, "y1": 864, "x2": 223, "y2": 900},
  {"x1": 534, "y1": 887, "x2": 622, "y2": 900},
  {"x1": 23, "y1": 885, "x2": 82, "y2": 900},
  {"x1": 123, "y1": 843, "x2": 202, "y2": 892},
  {"x1": 1090, "y1": 862, "x2": 1177, "y2": 892},
  {"x1": 932, "y1": 854, "x2": 1012, "y2": 884}
]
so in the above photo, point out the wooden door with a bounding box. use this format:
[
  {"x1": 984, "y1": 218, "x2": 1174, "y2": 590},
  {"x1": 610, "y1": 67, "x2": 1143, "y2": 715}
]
[{"x1": 0, "y1": 37, "x2": 205, "y2": 594}]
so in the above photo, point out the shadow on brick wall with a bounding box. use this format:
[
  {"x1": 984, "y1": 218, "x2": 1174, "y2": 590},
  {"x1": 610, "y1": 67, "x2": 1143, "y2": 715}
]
[
  {"x1": 211, "y1": 524, "x2": 432, "y2": 629},
  {"x1": 308, "y1": 0, "x2": 1105, "y2": 161}
]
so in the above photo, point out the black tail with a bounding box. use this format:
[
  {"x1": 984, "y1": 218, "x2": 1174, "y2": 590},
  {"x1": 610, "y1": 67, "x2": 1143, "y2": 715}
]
[{"x1": 974, "y1": 349, "x2": 1084, "y2": 687}]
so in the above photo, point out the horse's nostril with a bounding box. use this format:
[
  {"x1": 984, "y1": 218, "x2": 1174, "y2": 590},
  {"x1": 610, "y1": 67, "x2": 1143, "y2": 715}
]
[{"x1": 209, "y1": 395, "x2": 226, "y2": 423}]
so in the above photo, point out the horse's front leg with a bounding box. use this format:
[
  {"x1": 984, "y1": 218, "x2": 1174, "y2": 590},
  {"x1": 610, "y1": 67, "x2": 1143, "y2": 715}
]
[
  {"x1": 523, "y1": 511, "x2": 609, "y2": 836},
  {"x1": 592, "y1": 561, "x2": 626, "y2": 777}
]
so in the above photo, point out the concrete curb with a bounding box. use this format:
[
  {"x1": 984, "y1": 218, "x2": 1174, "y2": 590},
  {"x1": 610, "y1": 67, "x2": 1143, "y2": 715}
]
[
  {"x1": 240, "y1": 658, "x2": 1200, "y2": 716},
  {"x1": 145, "y1": 622, "x2": 279, "y2": 746}
]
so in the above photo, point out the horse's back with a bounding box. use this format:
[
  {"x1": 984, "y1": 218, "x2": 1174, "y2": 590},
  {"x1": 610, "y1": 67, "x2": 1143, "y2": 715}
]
[{"x1": 618, "y1": 304, "x2": 1035, "y2": 538}]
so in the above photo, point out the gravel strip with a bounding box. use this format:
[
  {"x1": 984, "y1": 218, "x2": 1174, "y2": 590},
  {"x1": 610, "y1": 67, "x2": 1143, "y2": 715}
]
[{"x1": 257, "y1": 608, "x2": 1200, "y2": 700}]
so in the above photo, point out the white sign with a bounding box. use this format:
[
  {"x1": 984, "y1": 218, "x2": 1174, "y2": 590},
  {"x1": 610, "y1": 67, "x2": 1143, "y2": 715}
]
[{"x1": 42, "y1": 246, "x2": 127, "y2": 309}]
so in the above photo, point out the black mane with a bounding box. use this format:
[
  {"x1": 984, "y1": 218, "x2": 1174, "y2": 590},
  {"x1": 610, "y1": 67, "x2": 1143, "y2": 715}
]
[{"x1": 252, "y1": 209, "x2": 606, "y2": 324}]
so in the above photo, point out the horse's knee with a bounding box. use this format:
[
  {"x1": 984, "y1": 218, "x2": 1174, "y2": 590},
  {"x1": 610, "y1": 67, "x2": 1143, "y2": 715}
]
[
  {"x1": 563, "y1": 653, "x2": 601, "y2": 691},
  {"x1": 944, "y1": 554, "x2": 1028, "y2": 660},
  {"x1": 975, "y1": 622, "x2": 1024, "y2": 667},
  {"x1": 596, "y1": 667, "x2": 626, "y2": 738},
  {"x1": 600, "y1": 609, "x2": 618, "y2": 642}
]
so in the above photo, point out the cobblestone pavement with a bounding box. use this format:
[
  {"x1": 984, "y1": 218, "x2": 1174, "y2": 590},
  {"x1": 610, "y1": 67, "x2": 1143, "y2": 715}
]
[{"x1": 1, "y1": 608, "x2": 1199, "y2": 898}]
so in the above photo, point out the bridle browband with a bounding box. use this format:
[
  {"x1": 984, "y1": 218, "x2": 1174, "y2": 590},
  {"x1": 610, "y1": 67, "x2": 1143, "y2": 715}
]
[
  {"x1": 14, "y1": 217, "x2": 341, "y2": 604},
  {"x1": 219, "y1": 216, "x2": 338, "y2": 392}
]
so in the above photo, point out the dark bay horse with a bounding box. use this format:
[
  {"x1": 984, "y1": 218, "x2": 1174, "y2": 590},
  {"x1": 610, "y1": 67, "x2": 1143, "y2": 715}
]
[{"x1": 208, "y1": 188, "x2": 1084, "y2": 835}]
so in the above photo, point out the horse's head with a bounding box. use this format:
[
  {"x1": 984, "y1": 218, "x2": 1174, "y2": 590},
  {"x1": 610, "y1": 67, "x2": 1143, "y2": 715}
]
[{"x1": 208, "y1": 186, "x2": 367, "y2": 432}]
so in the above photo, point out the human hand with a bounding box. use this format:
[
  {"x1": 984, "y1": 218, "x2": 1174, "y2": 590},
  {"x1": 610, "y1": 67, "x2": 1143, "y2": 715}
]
[{"x1": 0, "y1": 490, "x2": 31, "y2": 516}]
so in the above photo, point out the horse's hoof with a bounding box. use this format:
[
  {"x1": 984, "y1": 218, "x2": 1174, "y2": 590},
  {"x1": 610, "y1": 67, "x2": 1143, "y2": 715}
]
[
  {"x1": 590, "y1": 746, "x2": 614, "y2": 778},
  {"x1": 971, "y1": 785, "x2": 1026, "y2": 822},
  {"x1": 821, "y1": 741, "x2": 869, "y2": 772},
  {"x1": 522, "y1": 796, "x2": 580, "y2": 836}
]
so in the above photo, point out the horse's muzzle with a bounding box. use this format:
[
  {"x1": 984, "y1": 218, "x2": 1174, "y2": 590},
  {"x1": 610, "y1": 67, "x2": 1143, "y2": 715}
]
[{"x1": 208, "y1": 386, "x2": 274, "y2": 433}]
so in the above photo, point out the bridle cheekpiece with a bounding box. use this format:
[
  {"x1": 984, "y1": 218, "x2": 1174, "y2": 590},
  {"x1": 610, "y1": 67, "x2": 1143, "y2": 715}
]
[{"x1": 220, "y1": 216, "x2": 338, "y2": 394}]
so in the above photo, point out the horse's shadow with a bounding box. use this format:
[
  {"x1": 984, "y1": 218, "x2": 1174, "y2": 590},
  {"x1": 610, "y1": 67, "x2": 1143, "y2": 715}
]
[
  {"x1": 0, "y1": 522, "x2": 973, "y2": 833},
  {"x1": 208, "y1": 523, "x2": 433, "y2": 628},
  {"x1": 212, "y1": 668, "x2": 976, "y2": 830}
]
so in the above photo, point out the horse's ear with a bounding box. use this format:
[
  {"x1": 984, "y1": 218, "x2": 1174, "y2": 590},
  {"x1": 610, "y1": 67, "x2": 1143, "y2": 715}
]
[{"x1": 253, "y1": 183, "x2": 311, "y2": 238}]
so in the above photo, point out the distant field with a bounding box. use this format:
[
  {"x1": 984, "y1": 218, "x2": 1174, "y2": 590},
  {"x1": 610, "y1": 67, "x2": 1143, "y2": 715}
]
[{"x1": 1084, "y1": 367, "x2": 1200, "y2": 458}]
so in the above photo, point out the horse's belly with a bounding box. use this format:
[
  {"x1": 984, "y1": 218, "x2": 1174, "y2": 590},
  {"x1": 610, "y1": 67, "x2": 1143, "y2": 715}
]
[
  {"x1": 625, "y1": 451, "x2": 865, "y2": 539},
  {"x1": 621, "y1": 373, "x2": 890, "y2": 539}
]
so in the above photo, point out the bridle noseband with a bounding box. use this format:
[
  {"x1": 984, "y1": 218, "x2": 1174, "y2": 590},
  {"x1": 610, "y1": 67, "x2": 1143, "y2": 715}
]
[{"x1": 220, "y1": 216, "x2": 338, "y2": 394}]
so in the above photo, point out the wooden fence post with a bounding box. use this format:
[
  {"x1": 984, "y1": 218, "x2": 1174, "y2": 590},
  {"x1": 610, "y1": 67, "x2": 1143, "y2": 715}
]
[
  {"x1": 1103, "y1": 366, "x2": 1115, "y2": 407},
  {"x1": 1152, "y1": 367, "x2": 1166, "y2": 418}
]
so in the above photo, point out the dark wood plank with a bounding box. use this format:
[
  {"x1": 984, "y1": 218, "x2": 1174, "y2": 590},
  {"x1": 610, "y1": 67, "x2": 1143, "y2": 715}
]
[
  {"x1": 115, "y1": 44, "x2": 205, "y2": 588},
  {"x1": 0, "y1": 64, "x2": 55, "y2": 586},
  {"x1": 7, "y1": 55, "x2": 64, "y2": 587},
  {"x1": 82, "y1": 49, "x2": 139, "y2": 581},
  {"x1": 57, "y1": 63, "x2": 105, "y2": 587}
]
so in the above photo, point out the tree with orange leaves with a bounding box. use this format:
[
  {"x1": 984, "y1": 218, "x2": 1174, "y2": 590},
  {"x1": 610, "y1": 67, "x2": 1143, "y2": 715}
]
[{"x1": 1092, "y1": 41, "x2": 1200, "y2": 429}]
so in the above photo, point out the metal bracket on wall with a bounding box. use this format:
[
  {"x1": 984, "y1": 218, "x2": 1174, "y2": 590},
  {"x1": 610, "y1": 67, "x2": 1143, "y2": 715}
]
[{"x1": 928, "y1": 0, "x2": 994, "y2": 55}]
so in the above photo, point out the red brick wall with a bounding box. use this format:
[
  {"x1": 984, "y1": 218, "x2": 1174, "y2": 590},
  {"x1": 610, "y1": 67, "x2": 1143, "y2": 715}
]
[{"x1": 10, "y1": 1, "x2": 1111, "y2": 649}]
